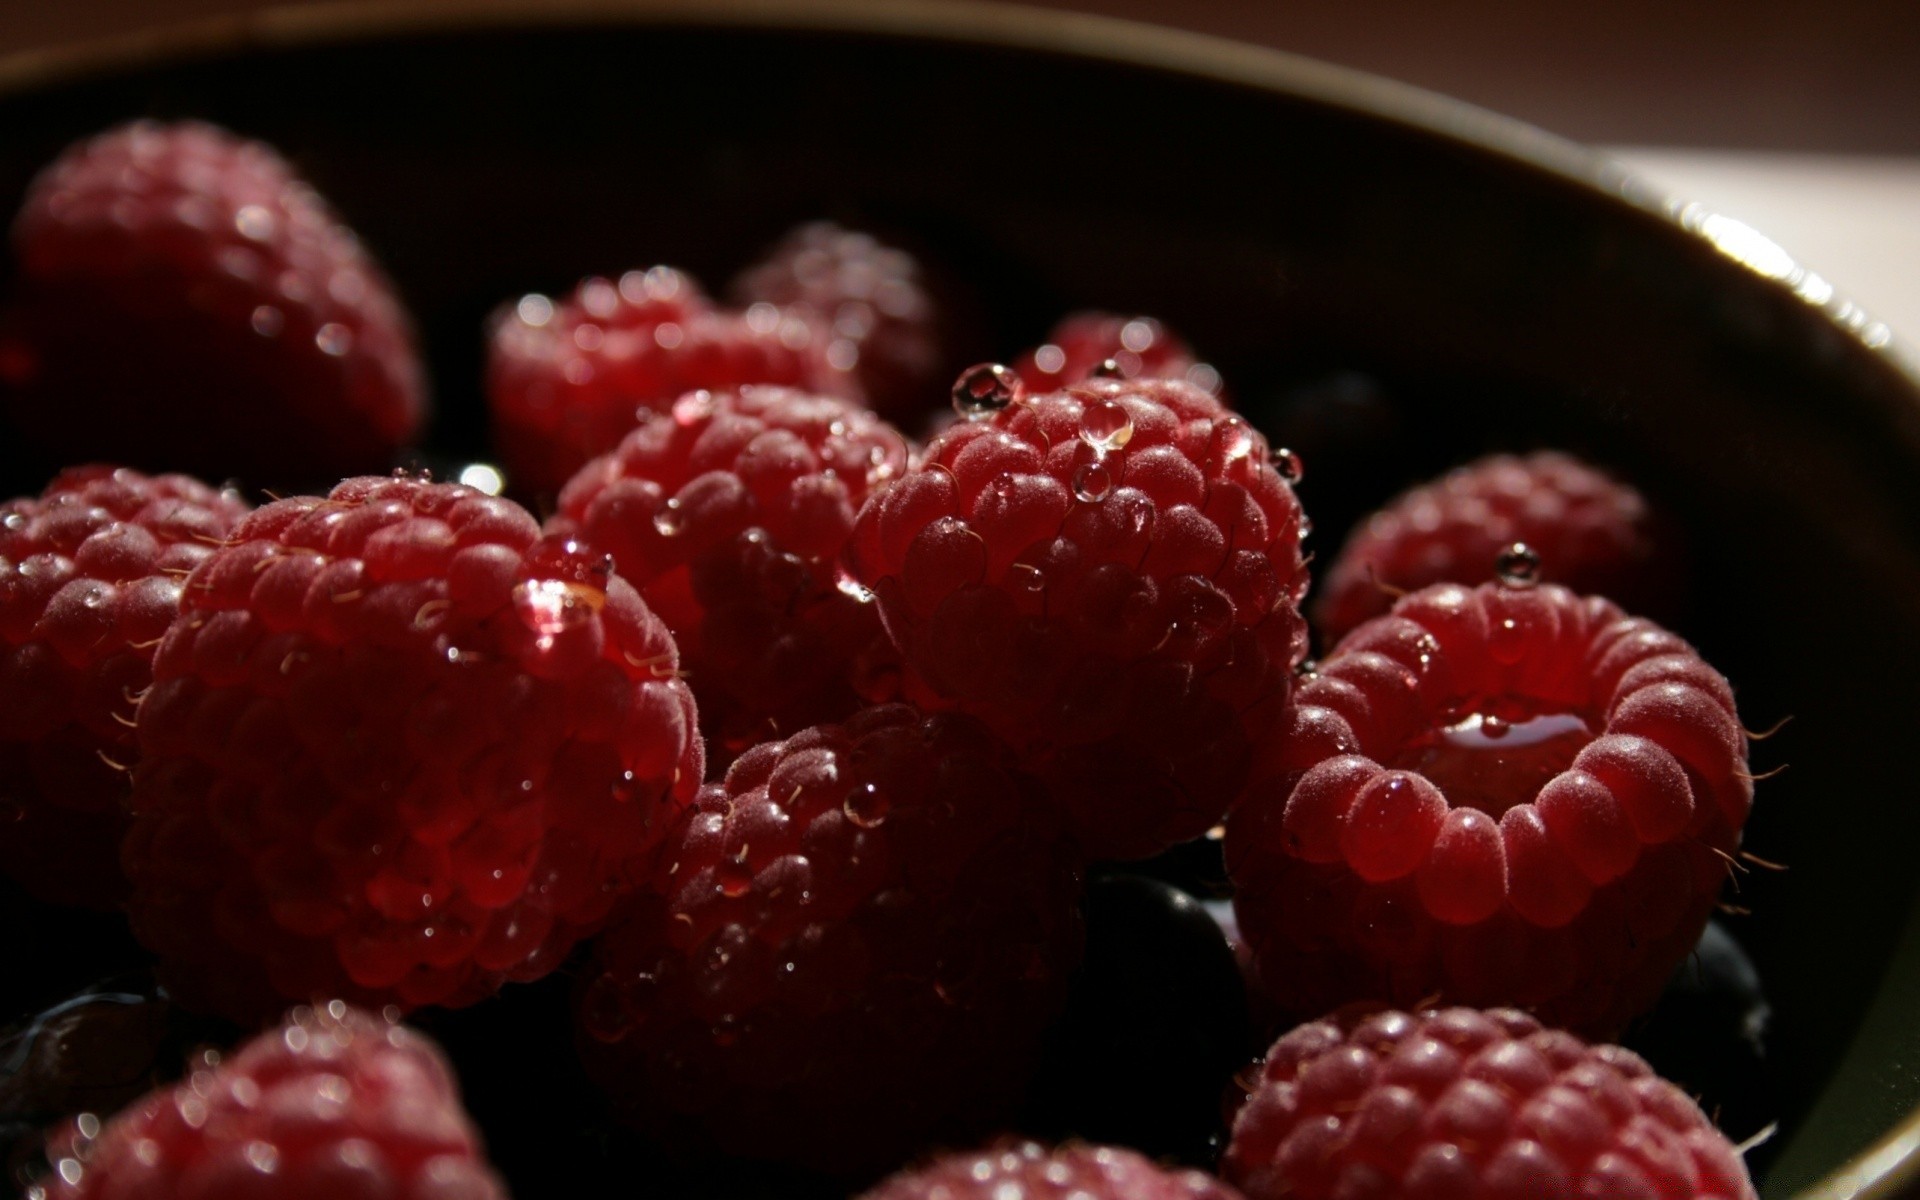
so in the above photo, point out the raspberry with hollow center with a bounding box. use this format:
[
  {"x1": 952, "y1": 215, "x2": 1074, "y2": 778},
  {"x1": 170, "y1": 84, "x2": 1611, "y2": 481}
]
[
  {"x1": 1227, "y1": 581, "x2": 1753, "y2": 1037},
  {"x1": 122, "y1": 475, "x2": 703, "y2": 1023},
  {"x1": 576, "y1": 704, "x2": 1085, "y2": 1175},
  {"x1": 0, "y1": 466, "x2": 250, "y2": 908},
  {"x1": 860, "y1": 1140, "x2": 1245, "y2": 1200},
  {"x1": 550, "y1": 386, "x2": 911, "y2": 766},
  {"x1": 31, "y1": 1002, "x2": 507, "y2": 1200},
  {"x1": 487, "y1": 265, "x2": 860, "y2": 494},
  {"x1": 844, "y1": 375, "x2": 1309, "y2": 860},
  {"x1": 1, "y1": 120, "x2": 427, "y2": 487},
  {"x1": 1222, "y1": 1005, "x2": 1757, "y2": 1200},
  {"x1": 1312, "y1": 450, "x2": 1670, "y2": 646}
]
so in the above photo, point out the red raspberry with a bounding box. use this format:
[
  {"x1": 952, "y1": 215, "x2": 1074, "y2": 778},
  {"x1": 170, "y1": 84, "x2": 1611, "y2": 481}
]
[
  {"x1": 1012, "y1": 312, "x2": 1220, "y2": 396},
  {"x1": 33, "y1": 1001, "x2": 507, "y2": 1200},
  {"x1": 0, "y1": 466, "x2": 250, "y2": 908},
  {"x1": 122, "y1": 475, "x2": 703, "y2": 1022},
  {"x1": 576, "y1": 705, "x2": 1085, "y2": 1174},
  {"x1": 730, "y1": 221, "x2": 944, "y2": 422},
  {"x1": 486, "y1": 266, "x2": 860, "y2": 495},
  {"x1": 1227, "y1": 581, "x2": 1753, "y2": 1037},
  {"x1": 0, "y1": 120, "x2": 427, "y2": 486},
  {"x1": 551, "y1": 386, "x2": 911, "y2": 765},
  {"x1": 1313, "y1": 451, "x2": 1669, "y2": 645},
  {"x1": 861, "y1": 1140, "x2": 1245, "y2": 1200},
  {"x1": 1222, "y1": 1006, "x2": 1757, "y2": 1200},
  {"x1": 845, "y1": 374, "x2": 1309, "y2": 860}
]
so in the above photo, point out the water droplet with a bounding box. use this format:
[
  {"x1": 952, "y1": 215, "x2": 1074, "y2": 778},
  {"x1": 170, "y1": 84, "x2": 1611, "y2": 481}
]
[
  {"x1": 233, "y1": 204, "x2": 275, "y2": 241},
  {"x1": 2, "y1": 512, "x2": 24, "y2": 532},
  {"x1": 951, "y1": 363, "x2": 1021, "y2": 420},
  {"x1": 653, "y1": 499, "x2": 686, "y2": 537},
  {"x1": 1496, "y1": 543, "x2": 1541, "y2": 587},
  {"x1": 457, "y1": 463, "x2": 504, "y2": 495},
  {"x1": 1297, "y1": 658, "x2": 1320, "y2": 679},
  {"x1": 672, "y1": 390, "x2": 715, "y2": 425},
  {"x1": 1009, "y1": 562, "x2": 1047, "y2": 592},
  {"x1": 1078, "y1": 398, "x2": 1134, "y2": 454},
  {"x1": 516, "y1": 294, "x2": 554, "y2": 327},
  {"x1": 844, "y1": 782, "x2": 890, "y2": 829},
  {"x1": 250, "y1": 305, "x2": 283, "y2": 337},
  {"x1": 1209, "y1": 416, "x2": 1255, "y2": 466},
  {"x1": 1299, "y1": 516, "x2": 1313, "y2": 539},
  {"x1": 314, "y1": 323, "x2": 352, "y2": 357},
  {"x1": 834, "y1": 570, "x2": 876, "y2": 604},
  {"x1": 1090, "y1": 357, "x2": 1126, "y2": 379},
  {"x1": 1271, "y1": 446, "x2": 1304, "y2": 484},
  {"x1": 716, "y1": 857, "x2": 753, "y2": 898},
  {"x1": 1073, "y1": 461, "x2": 1112, "y2": 503}
]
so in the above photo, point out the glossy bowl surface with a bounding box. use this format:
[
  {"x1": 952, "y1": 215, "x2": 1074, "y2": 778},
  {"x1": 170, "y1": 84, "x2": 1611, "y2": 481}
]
[{"x1": 2, "y1": 3, "x2": 1919, "y2": 1196}]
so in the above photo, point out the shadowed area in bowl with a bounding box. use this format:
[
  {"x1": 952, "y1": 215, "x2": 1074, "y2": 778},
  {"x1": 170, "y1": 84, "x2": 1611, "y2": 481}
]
[{"x1": 1, "y1": 9, "x2": 1918, "y2": 1197}]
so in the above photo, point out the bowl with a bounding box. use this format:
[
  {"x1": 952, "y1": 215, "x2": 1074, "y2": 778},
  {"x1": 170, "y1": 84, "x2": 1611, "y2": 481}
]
[{"x1": 1, "y1": 2, "x2": 1918, "y2": 1196}]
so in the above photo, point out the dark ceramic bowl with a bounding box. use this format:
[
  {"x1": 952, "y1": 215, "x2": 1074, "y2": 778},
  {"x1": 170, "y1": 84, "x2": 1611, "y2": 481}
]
[{"x1": 2, "y1": 2, "x2": 1918, "y2": 1196}]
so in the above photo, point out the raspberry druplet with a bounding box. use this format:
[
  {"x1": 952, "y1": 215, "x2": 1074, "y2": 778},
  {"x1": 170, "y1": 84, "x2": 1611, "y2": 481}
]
[
  {"x1": 122, "y1": 475, "x2": 702, "y2": 1022},
  {"x1": 550, "y1": 385, "x2": 911, "y2": 766},
  {"x1": 1228, "y1": 581, "x2": 1753, "y2": 1037},
  {"x1": 0, "y1": 466, "x2": 250, "y2": 908},
  {"x1": 862, "y1": 1140, "x2": 1244, "y2": 1200},
  {"x1": 845, "y1": 375, "x2": 1309, "y2": 860}
]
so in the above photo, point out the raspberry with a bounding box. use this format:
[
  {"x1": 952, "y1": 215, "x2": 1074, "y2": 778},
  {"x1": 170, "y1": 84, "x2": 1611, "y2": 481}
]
[
  {"x1": 1227, "y1": 581, "x2": 1753, "y2": 1037},
  {"x1": 551, "y1": 386, "x2": 911, "y2": 765},
  {"x1": 0, "y1": 466, "x2": 250, "y2": 908},
  {"x1": 30, "y1": 1002, "x2": 507, "y2": 1200},
  {"x1": 576, "y1": 705, "x2": 1084, "y2": 1174},
  {"x1": 0, "y1": 120, "x2": 427, "y2": 487},
  {"x1": 730, "y1": 221, "x2": 944, "y2": 421},
  {"x1": 845, "y1": 375, "x2": 1309, "y2": 860},
  {"x1": 486, "y1": 266, "x2": 860, "y2": 495},
  {"x1": 861, "y1": 1141, "x2": 1244, "y2": 1200},
  {"x1": 1013, "y1": 312, "x2": 1219, "y2": 396},
  {"x1": 122, "y1": 475, "x2": 703, "y2": 1022},
  {"x1": 1313, "y1": 451, "x2": 1669, "y2": 646},
  {"x1": 1222, "y1": 1006, "x2": 1757, "y2": 1200}
]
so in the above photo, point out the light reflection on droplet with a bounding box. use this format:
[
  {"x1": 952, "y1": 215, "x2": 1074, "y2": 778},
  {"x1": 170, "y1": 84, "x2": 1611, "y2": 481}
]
[
  {"x1": 234, "y1": 204, "x2": 275, "y2": 242},
  {"x1": 250, "y1": 305, "x2": 283, "y2": 337},
  {"x1": 517, "y1": 294, "x2": 555, "y2": 327},
  {"x1": 458, "y1": 464, "x2": 504, "y2": 495},
  {"x1": 314, "y1": 323, "x2": 352, "y2": 357}
]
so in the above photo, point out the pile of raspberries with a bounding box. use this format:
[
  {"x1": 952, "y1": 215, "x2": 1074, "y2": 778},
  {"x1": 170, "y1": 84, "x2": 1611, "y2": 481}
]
[{"x1": 0, "y1": 120, "x2": 1761, "y2": 1200}]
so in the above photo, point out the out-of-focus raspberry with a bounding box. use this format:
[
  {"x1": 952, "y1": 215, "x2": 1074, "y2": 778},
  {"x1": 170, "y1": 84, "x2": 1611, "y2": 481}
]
[
  {"x1": 861, "y1": 1140, "x2": 1244, "y2": 1200},
  {"x1": 730, "y1": 221, "x2": 945, "y2": 422},
  {"x1": 122, "y1": 475, "x2": 702, "y2": 1022},
  {"x1": 1222, "y1": 1006, "x2": 1757, "y2": 1200},
  {"x1": 1228, "y1": 580, "x2": 1753, "y2": 1037},
  {"x1": 33, "y1": 1002, "x2": 507, "y2": 1200},
  {"x1": 0, "y1": 466, "x2": 249, "y2": 908},
  {"x1": 576, "y1": 705, "x2": 1084, "y2": 1175},
  {"x1": 845, "y1": 374, "x2": 1309, "y2": 860},
  {"x1": 486, "y1": 266, "x2": 861, "y2": 495},
  {"x1": 1313, "y1": 450, "x2": 1671, "y2": 645},
  {"x1": 551, "y1": 386, "x2": 910, "y2": 767},
  {"x1": 0, "y1": 120, "x2": 427, "y2": 488},
  {"x1": 1012, "y1": 312, "x2": 1220, "y2": 397}
]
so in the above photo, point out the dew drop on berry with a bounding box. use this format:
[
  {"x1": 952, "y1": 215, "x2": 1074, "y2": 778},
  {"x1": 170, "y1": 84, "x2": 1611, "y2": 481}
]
[
  {"x1": 1496, "y1": 542, "x2": 1542, "y2": 587},
  {"x1": 250, "y1": 304, "x2": 283, "y2": 337},
  {"x1": 314, "y1": 323, "x2": 352, "y2": 357},
  {"x1": 1073, "y1": 461, "x2": 1113, "y2": 503},
  {"x1": 2, "y1": 512, "x2": 22, "y2": 532},
  {"x1": 1091, "y1": 357, "x2": 1126, "y2": 379},
  {"x1": 1272, "y1": 446, "x2": 1305, "y2": 484},
  {"x1": 653, "y1": 499, "x2": 687, "y2": 537},
  {"x1": 1009, "y1": 562, "x2": 1047, "y2": 593},
  {"x1": 834, "y1": 569, "x2": 876, "y2": 604},
  {"x1": 456, "y1": 463, "x2": 505, "y2": 495},
  {"x1": 843, "y1": 781, "x2": 890, "y2": 829},
  {"x1": 1078, "y1": 398, "x2": 1135, "y2": 454},
  {"x1": 951, "y1": 363, "x2": 1021, "y2": 420}
]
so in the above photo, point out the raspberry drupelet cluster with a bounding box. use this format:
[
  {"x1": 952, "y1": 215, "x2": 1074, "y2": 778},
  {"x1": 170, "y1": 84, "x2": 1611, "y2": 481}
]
[
  {"x1": 845, "y1": 374, "x2": 1310, "y2": 860},
  {"x1": 0, "y1": 466, "x2": 251, "y2": 909},
  {"x1": 0, "y1": 120, "x2": 427, "y2": 486},
  {"x1": 550, "y1": 385, "x2": 911, "y2": 765},
  {"x1": 861, "y1": 1140, "x2": 1247, "y2": 1200},
  {"x1": 121, "y1": 474, "x2": 702, "y2": 1022}
]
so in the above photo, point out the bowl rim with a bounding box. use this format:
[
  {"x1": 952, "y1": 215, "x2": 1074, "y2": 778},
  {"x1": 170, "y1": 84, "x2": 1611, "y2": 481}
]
[{"x1": 1, "y1": 1, "x2": 1916, "y2": 1195}]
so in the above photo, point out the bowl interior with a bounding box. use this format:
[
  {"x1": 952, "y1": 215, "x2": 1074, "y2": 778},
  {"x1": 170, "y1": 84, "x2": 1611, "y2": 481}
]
[{"x1": 2, "y1": 7, "x2": 1918, "y2": 1196}]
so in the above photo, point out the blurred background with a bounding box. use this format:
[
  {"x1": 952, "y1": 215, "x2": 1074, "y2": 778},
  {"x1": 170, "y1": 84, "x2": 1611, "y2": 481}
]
[{"x1": 4, "y1": 0, "x2": 1918, "y2": 338}]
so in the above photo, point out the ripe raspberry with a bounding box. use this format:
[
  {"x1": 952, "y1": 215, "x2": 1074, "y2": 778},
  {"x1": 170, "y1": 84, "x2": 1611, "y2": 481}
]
[
  {"x1": 487, "y1": 266, "x2": 860, "y2": 495},
  {"x1": 31, "y1": 1002, "x2": 507, "y2": 1200},
  {"x1": 845, "y1": 375, "x2": 1309, "y2": 860},
  {"x1": 0, "y1": 466, "x2": 250, "y2": 908},
  {"x1": 1012, "y1": 312, "x2": 1220, "y2": 396},
  {"x1": 1222, "y1": 1006, "x2": 1757, "y2": 1200},
  {"x1": 730, "y1": 221, "x2": 944, "y2": 421},
  {"x1": 1313, "y1": 451, "x2": 1669, "y2": 645},
  {"x1": 861, "y1": 1140, "x2": 1244, "y2": 1200},
  {"x1": 576, "y1": 705, "x2": 1085, "y2": 1174},
  {"x1": 122, "y1": 475, "x2": 703, "y2": 1022},
  {"x1": 1227, "y1": 581, "x2": 1753, "y2": 1037},
  {"x1": 551, "y1": 385, "x2": 911, "y2": 765},
  {"x1": 0, "y1": 120, "x2": 427, "y2": 486}
]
